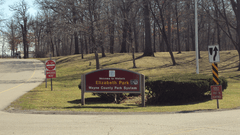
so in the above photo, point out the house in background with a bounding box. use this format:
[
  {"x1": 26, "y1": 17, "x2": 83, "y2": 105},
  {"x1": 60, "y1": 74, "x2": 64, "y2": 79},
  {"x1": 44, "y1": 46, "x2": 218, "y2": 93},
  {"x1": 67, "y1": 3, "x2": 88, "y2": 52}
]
[{"x1": 19, "y1": 51, "x2": 35, "y2": 58}]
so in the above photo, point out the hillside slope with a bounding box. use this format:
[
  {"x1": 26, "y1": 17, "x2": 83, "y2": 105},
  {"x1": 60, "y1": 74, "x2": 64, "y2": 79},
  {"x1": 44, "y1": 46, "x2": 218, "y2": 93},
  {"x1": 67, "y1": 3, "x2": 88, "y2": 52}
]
[{"x1": 6, "y1": 50, "x2": 240, "y2": 113}]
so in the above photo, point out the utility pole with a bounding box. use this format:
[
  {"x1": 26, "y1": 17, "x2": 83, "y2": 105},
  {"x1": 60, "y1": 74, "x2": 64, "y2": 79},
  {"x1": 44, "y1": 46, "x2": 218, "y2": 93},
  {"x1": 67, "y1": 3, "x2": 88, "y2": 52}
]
[
  {"x1": 2, "y1": 33, "x2": 4, "y2": 58},
  {"x1": 195, "y1": 0, "x2": 199, "y2": 74}
]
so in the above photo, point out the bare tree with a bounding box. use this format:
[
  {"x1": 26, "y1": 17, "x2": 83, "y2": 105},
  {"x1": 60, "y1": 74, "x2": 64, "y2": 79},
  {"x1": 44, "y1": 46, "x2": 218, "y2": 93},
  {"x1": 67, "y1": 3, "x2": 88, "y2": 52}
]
[
  {"x1": 202, "y1": 0, "x2": 240, "y2": 70},
  {"x1": 10, "y1": 0, "x2": 29, "y2": 58},
  {"x1": 149, "y1": 0, "x2": 176, "y2": 65},
  {"x1": 5, "y1": 19, "x2": 18, "y2": 57}
]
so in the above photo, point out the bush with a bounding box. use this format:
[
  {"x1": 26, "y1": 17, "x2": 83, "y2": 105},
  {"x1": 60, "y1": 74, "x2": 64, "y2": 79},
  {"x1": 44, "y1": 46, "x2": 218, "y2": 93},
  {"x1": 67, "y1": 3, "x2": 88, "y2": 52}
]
[{"x1": 145, "y1": 73, "x2": 228, "y2": 105}]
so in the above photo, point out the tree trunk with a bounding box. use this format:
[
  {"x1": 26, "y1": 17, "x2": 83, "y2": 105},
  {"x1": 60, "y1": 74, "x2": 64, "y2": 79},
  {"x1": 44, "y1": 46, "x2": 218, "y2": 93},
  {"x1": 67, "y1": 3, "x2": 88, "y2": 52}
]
[
  {"x1": 158, "y1": 32, "x2": 162, "y2": 52},
  {"x1": 109, "y1": 3, "x2": 115, "y2": 54},
  {"x1": 120, "y1": 19, "x2": 128, "y2": 53},
  {"x1": 207, "y1": 21, "x2": 211, "y2": 45},
  {"x1": 56, "y1": 38, "x2": 60, "y2": 56},
  {"x1": 80, "y1": 33, "x2": 84, "y2": 59},
  {"x1": 50, "y1": 37, "x2": 55, "y2": 57},
  {"x1": 72, "y1": 3, "x2": 79, "y2": 55},
  {"x1": 101, "y1": 46, "x2": 106, "y2": 57},
  {"x1": 61, "y1": 35, "x2": 64, "y2": 55},
  {"x1": 143, "y1": 0, "x2": 154, "y2": 56},
  {"x1": 216, "y1": 9, "x2": 221, "y2": 49},
  {"x1": 132, "y1": 47, "x2": 136, "y2": 68},
  {"x1": 21, "y1": 18, "x2": 28, "y2": 58},
  {"x1": 186, "y1": 1, "x2": 190, "y2": 51},
  {"x1": 109, "y1": 23, "x2": 114, "y2": 54},
  {"x1": 74, "y1": 31, "x2": 79, "y2": 54},
  {"x1": 186, "y1": 24, "x2": 190, "y2": 51},
  {"x1": 133, "y1": 20, "x2": 139, "y2": 53},
  {"x1": 95, "y1": 50, "x2": 100, "y2": 69},
  {"x1": 175, "y1": 1, "x2": 181, "y2": 54},
  {"x1": 153, "y1": 20, "x2": 156, "y2": 52},
  {"x1": 191, "y1": 24, "x2": 195, "y2": 51},
  {"x1": 85, "y1": 34, "x2": 88, "y2": 54},
  {"x1": 167, "y1": 8, "x2": 171, "y2": 52},
  {"x1": 70, "y1": 35, "x2": 73, "y2": 55},
  {"x1": 238, "y1": 49, "x2": 240, "y2": 71}
]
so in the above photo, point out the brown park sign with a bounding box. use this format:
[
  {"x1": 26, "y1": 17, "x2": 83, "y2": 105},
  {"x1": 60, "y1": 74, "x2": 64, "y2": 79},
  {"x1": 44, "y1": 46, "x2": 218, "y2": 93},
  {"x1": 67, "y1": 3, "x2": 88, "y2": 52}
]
[{"x1": 81, "y1": 68, "x2": 145, "y2": 107}]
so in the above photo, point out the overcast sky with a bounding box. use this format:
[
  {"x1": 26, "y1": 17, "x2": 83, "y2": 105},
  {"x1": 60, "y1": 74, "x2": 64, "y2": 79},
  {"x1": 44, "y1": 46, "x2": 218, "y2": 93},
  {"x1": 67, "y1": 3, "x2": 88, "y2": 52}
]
[{"x1": 0, "y1": 0, "x2": 38, "y2": 20}]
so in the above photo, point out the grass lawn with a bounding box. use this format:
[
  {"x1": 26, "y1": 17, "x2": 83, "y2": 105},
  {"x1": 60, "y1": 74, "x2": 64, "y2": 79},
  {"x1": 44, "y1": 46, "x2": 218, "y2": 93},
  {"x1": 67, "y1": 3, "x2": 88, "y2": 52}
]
[{"x1": 6, "y1": 50, "x2": 240, "y2": 113}]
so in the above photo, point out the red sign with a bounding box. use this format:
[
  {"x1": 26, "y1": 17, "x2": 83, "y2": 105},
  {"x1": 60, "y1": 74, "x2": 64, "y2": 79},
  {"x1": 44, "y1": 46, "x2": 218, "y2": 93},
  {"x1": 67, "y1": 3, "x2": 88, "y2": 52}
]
[
  {"x1": 85, "y1": 69, "x2": 141, "y2": 93},
  {"x1": 46, "y1": 70, "x2": 56, "y2": 78},
  {"x1": 45, "y1": 60, "x2": 56, "y2": 78},
  {"x1": 211, "y1": 85, "x2": 222, "y2": 99},
  {"x1": 46, "y1": 60, "x2": 56, "y2": 70}
]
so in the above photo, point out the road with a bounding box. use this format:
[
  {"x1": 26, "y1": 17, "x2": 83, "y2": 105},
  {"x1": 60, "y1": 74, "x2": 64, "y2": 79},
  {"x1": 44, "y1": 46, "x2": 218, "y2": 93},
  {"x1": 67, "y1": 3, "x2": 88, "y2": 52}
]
[
  {"x1": 0, "y1": 59, "x2": 45, "y2": 110},
  {"x1": 0, "y1": 59, "x2": 240, "y2": 135}
]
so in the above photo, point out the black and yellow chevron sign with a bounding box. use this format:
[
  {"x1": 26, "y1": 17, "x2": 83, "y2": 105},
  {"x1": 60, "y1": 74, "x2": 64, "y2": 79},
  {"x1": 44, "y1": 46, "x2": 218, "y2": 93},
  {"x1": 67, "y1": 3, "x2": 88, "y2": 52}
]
[{"x1": 212, "y1": 63, "x2": 219, "y2": 85}]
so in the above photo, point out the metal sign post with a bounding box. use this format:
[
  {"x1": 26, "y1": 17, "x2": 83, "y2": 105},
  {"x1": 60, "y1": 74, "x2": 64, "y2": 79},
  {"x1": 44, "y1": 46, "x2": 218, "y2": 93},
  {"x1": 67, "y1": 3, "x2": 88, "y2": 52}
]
[
  {"x1": 50, "y1": 54, "x2": 52, "y2": 91},
  {"x1": 195, "y1": 0, "x2": 199, "y2": 74},
  {"x1": 45, "y1": 68, "x2": 47, "y2": 88}
]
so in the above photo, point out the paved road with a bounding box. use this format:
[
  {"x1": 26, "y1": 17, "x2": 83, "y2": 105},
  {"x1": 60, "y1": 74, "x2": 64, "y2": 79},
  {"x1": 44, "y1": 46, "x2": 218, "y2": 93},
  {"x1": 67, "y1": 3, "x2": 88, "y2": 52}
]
[
  {"x1": 0, "y1": 59, "x2": 45, "y2": 110},
  {"x1": 0, "y1": 59, "x2": 240, "y2": 135}
]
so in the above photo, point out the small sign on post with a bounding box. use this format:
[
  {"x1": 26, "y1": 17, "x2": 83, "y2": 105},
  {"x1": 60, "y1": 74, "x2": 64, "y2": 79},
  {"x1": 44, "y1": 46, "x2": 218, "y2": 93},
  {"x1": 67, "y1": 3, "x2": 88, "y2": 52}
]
[
  {"x1": 45, "y1": 60, "x2": 56, "y2": 91},
  {"x1": 211, "y1": 85, "x2": 222, "y2": 109},
  {"x1": 45, "y1": 60, "x2": 56, "y2": 79},
  {"x1": 208, "y1": 45, "x2": 220, "y2": 63},
  {"x1": 211, "y1": 85, "x2": 222, "y2": 100}
]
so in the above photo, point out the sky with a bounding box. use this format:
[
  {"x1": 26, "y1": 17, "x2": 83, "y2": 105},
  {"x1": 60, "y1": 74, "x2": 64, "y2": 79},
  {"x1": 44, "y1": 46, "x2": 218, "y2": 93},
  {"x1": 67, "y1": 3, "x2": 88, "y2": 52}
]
[
  {"x1": 0, "y1": 0, "x2": 38, "y2": 19},
  {"x1": 0, "y1": 0, "x2": 38, "y2": 56}
]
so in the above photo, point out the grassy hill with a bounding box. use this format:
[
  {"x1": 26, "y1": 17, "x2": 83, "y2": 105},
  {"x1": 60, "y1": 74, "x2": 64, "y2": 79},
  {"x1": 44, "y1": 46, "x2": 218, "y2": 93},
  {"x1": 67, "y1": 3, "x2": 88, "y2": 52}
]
[{"x1": 6, "y1": 50, "x2": 240, "y2": 113}]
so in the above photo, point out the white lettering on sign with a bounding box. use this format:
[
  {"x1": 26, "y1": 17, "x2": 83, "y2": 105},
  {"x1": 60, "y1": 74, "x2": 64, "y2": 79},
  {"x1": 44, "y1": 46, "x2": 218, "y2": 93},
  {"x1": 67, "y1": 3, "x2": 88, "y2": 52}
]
[
  {"x1": 46, "y1": 72, "x2": 56, "y2": 74},
  {"x1": 101, "y1": 86, "x2": 113, "y2": 90},
  {"x1": 46, "y1": 64, "x2": 55, "y2": 66},
  {"x1": 124, "y1": 86, "x2": 137, "y2": 90},
  {"x1": 212, "y1": 96, "x2": 222, "y2": 99},
  {"x1": 114, "y1": 86, "x2": 122, "y2": 90},
  {"x1": 89, "y1": 86, "x2": 99, "y2": 90},
  {"x1": 115, "y1": 78, "x2": 125, "y2": 80},
  {"x1": 99, "y1": 77, "x2": 110, "y2": 80}
]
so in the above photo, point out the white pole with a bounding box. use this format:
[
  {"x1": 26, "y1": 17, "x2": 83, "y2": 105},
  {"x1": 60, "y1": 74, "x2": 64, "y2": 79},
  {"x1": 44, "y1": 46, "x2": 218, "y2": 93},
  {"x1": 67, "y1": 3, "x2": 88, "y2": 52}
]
[
  {"x1": 2, "y1": 34, "x2": 4, "y2": 59},
  {"x1": 1, "y1": 45, "x2": 2, "y2": 58},
  {"x1": 195, "y1": 0, "x2": 199, "y2": 74}
]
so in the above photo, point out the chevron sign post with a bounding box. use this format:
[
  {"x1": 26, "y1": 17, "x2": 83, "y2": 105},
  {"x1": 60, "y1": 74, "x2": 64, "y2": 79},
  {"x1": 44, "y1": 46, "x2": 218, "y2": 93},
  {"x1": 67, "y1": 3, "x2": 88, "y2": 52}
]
[
  {"x1": 212, "y1": 63, "x2": 219, "y2": 85},
  {"x1": 208, "y1": 45, "x2": 221, "y2": 109}
]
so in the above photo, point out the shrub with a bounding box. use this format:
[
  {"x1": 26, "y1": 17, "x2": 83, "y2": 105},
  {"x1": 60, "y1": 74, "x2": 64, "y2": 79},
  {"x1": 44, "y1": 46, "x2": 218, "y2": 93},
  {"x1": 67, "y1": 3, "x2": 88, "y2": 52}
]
[{"x1": 145, "y1": 73, "x2": 228, "y2": 105}]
